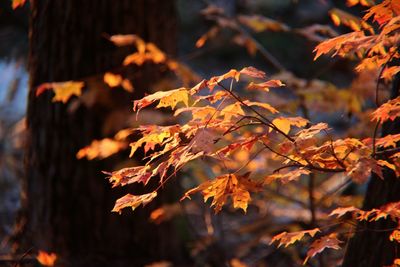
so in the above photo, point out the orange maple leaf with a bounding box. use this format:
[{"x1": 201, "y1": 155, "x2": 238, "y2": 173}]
[
  {"x1": 36, "y1": 250, "x2": 57, "y2": 267},
  {"x1": 76, "y1": 138, "x2": 126, "y2": 160},
  {"x1": 112, "y1": 192, "x2": 157, "y2": 213},
  {"x1": 270, "y1": 228, "x2": 320, "y2": 248},
  {"x1": 12, "y1": 0, "x2": 26, "y2": 9},
  {"x1": 304, "y1": 234, "x2": 341, "y2": 264},
  {"x1": 181, "y1": 173, "x2": 262, "y2": 213}
]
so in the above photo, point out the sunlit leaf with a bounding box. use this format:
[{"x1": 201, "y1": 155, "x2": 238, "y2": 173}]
[
  {"x1": 112, "y1": 192, "x2": 158, "y2": 213},
  {"x1": 36, "y1": 251, "x2": 57, "y2": 267},
  {"x1": 36, "y1": 81, "x2": 84, "y2": 103},
  {"x1": 304, "y1": 234, "x2": 341, "y2": 264},
  {"x1": 12, "y1": 0, "x2": 26, "y2": 9},
  {"x1": 270, "y1": 228, "x2": 320, "y2": 248},
  {"x1": 181, "y1": 173, "x2": 262, "y2": 213},
  {"x1": 76, "y1": 138, "x2": 126, "y2": 160}
]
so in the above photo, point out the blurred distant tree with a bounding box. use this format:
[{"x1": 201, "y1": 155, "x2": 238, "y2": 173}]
[{"x1": 17, "y1": 0, "x2": 185, "y2": 266}]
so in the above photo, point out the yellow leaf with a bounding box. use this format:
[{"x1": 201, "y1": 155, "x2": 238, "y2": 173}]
[
  {"x1": 221, "y1": 102, "x2": 245, "y2": 121},
  {"x1": 181, "y1": 173, "x2": 262, "y2": 213},
  {"x1": 272, "y1": 116, "x2": 309, "y2": 135},
  {"x1": 104, "y1": 72, "x2": 123, "y2": 87},
  {"x1": 156, "y1": 89, "x2": 189, "y2": 110},
  {"x1": 134, "y1": 88, "x2": 190, "y2": 112},
  {"x1": 244, "y1": 101, "x2": 279, "y2": 114},
  {"x1": 52, "y1": 82, "x2": 84, "y2": 103},
  {"x1": 103, "y1": 72, "x2": 134, "y2": 93},
  {"x1": 330, "y1": 12, "x2": 341, "y2": 26},
  {"x1": 76, "y1": 138, "x2": 126, "y2": 160},
  {"x1": 272, "y1": 118, "x2": 290, "y2": 135},
  {"x1": 36, "y1": 81, "x2": 84, "y2": 104}
]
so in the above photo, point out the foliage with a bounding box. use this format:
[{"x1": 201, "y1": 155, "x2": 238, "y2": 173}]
[{"x1": 33, "y1": 0, "x2": 400, "y2": 265}]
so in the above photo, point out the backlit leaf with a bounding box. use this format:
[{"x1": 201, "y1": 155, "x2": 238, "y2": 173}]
[
  {"x1": 12, "y1": 0, "x2": 26, "y2": 9},
  {"x1": 270, "y1": 228, "x2": 320, "y2": 248},
  {"x1": 104, "y1": 165, "x2": 153, "y2": 187},
  {"x1": 247, "y1": 80, "x2": 285, "y2": 91},
  {"x1": 76, "y1": 138, "x2": 126, "y2": 160},
  {"x1": 112, "y1": 192, "x2": 157, "y2": 213},
  {"x1": 181, "y1": 173, "x2": 262, "y2": 213},
  {"x1": 304, "y1": 234, "x2": 341, "y2": 264},
  {"x1": 36, "y1": 251, "x2": 57, "y2": 267},
  {"x1": 329, "y1": 206, "x2": 359, "y2": 218},
  {"x1": 371, "y1": 96, "x2": 400, "y2": 123},
  {"x1": 134, "y1": 88, "x2": 189, "y2": 112},
  {"x1": 36, "y1": 81, "x2": 84, "y2": 103}
]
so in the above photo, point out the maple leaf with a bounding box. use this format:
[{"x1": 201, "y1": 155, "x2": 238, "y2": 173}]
[
  {"x1": 264, "y1": 168, "x2": 310, "y2": 184},
  {"x1": 382, "y1": 66, "x2": 400, "y2": 81},
  {"x1": 239, "y1": 66, "x2": 267, "y2": 79},
  {"x1": 103, "y1": 72, "x2": 134, "y2": 92},
  {"x1": 364, "y1": 0, "x2": 399, "y2": 26},
  {"x1": 112, "y1": 192, "x2": 158, "y2": 213},
  {"x1": 247, "y1": 80, "x2": 285, "y2": 92},
  {"x1": 329, "y1": 206, "x2": 359, "y2": 218},
  {"x1": 12, "y1": 0, "x2": 26, "y2": 9},
  {"x1": 76, "y1": 138, "x2": 126, "y2": 160},
  {"x1": 129, "y1": 126, "x2": 176, "y2": 157},
  {"x1": 313, "y1": 31, "x2": 366, "y2": 60},
  {"x1": 220, "y1": 102, "x2": 246, "y2": 121},
  {"x1": 270, "y1": 228, "x2": 320, "y2": 248},
  {"x1": 36, "y1": 251, "x2": 57, "y2": 267},
  {"x1": 134, "y1": 88, "x2": 189, "y2": 113},
  {"x1": 244, "y1": 101, "x2": 279, "y2": 114},
  {"x1": 367, "y1": 133, "x2": 400, "y2": 148},
  {"x1": 371, "y1": 96, "x2": 400, "y2": 123},
  {"x1": 104, "y1": 165, "x2": 153, "y2": 187},
  {"x1": 346, "y1": 158, "x2": 382, "y2": 183},
  {"x1": 157, "y1": 89, "x2": 189, "y2": 110},
  {"x1": 207, "y1": 69, "x2": 241, "y2": 91},
  {"x1": 390, "y1": 230, "x2": 400, "y2": 243},
  {"x1": 329, "y1": 8, "x2": 373, "y2": 33},
  {"x1": 304, "y1": 234, "x2": 341, "y2": 264},
  {"x1": 181, "y1": 173, "x2": 262, "y2": 213},
  {"x1": 272, "y1": 116, "x2": 309, "y2": 135},
  {"x1": 36, "y1": 81, "x2": 84, "y2": 103},
  {"x1": 188, "y1": 128, "x2": 217, "y2": 154}
]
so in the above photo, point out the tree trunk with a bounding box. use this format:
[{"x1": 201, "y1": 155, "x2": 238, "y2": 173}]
[
  {"x1": 342, "y1": 75, "x2": 400, "y2": 266},
  {"x1": 18, "y1": 1, "x2": 185, "y2": 266}
]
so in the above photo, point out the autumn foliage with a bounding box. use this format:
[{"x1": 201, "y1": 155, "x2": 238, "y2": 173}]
[{"x1": 30, "y1": 0, "x2": 400, "y2": 265}]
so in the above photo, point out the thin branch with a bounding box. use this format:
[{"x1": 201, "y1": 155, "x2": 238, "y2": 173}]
[{"x1": 217, "y1": 82, "x2": 295, "y2": 142}]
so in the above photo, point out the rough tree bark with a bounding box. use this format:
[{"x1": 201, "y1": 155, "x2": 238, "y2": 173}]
[
  {"x1": 342, "y1": 75, "x2": 400, "y2": 266},
  {"x1": 18, "y1": 1, "x2": 185, "y2": 266}
]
